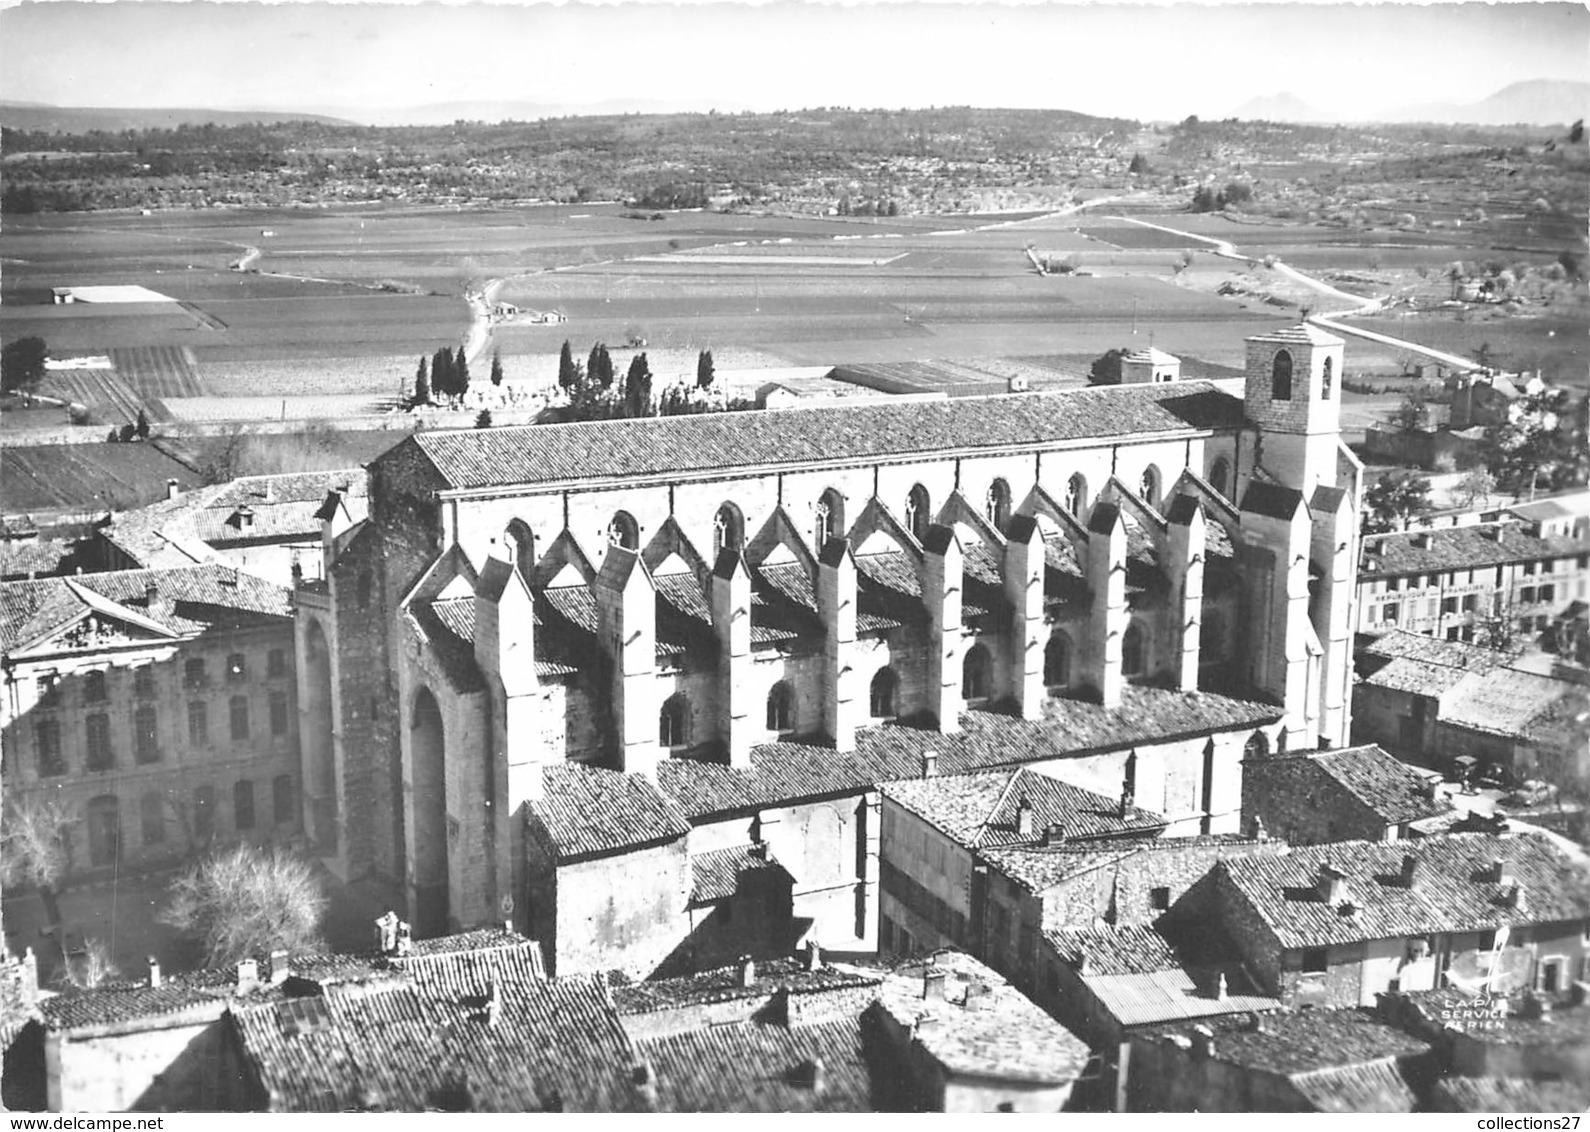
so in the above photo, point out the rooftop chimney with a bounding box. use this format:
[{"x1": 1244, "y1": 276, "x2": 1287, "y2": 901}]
[
  {"x1": 738, "y1": 955, "x2": 756, "y2": 988},
  {"x1": 921, "y1": 750, "x2": 939, "y2": 778},
  {"x1": 806, "y1": 1057, "x2": 827, "y2": 1096},
  {"x1": 1482, "y1": 525, "x2": 1503, "y2": 542},
  {"x1": 1504, "y1": 882, "x2": 1527, "y2": 912},
  {"x1": 923, "y1": 968, "x2": 947, "y2": 1001},
  {"x1": 803, "y1": 939, "x2": 823, "y2": 972},
  {"x1": 1413, "y1": 532, "x2": 1433, "y2": 550},
  {"x1": 1043, "y1": 822, "x2": 1066, "y2": 848},
  {"x1": 147, "y1": 956, "x2": 161, "y2": 990},
  {"x1": 632, "y1": 1060, "x2": 657, "y2": 1104},
  {"x1": 144, "y1": 582, "x2": 158, "y2": 607},
  {"x1": 166, "y1": 478, "x2": 180, "y2": 501},
  {"x1": 1400, "y1": 853, "x2": 1419, "y2": 889},
  {"x1": 1118, "y1": 781, "x2": 1135, "y2": 819},
  {"x1": 485, "y1": 981, "x2": 501, "y2": 1027},
  {"x1": 1015, "y1": 796, "x2": 1034, "y2": 838},
  {"x1": 1215, "y1": 972, "x2": 1228, "y2": 1001},
  {"x1": 1492, "y1": 858, "x2": 1513, "y2": 886},
  {"x1": 236, "y1": 957, "x2": 260, "y2": 994},
  {"x1": 267, "y1": 949, "x2": 289, "y2": 986},
  {"x1": 375, "y1": 910, "x2": 402, "y2": 956},
  {"x1": 1316, "y1": 863, "x2": 1348, "y2": 906},
  {"x1": 1189, "y1": 1024, "x2": 1215, "y2": 1059}
]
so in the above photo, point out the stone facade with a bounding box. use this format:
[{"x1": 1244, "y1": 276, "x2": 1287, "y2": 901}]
[{"x1": 300, "y1": 326, "x2": 1361, "y2": 961}]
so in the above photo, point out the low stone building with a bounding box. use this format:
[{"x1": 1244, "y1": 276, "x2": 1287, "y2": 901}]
[
  {"x1": 0, "y1": 564, "x2": 300, "y2": 884},
  {"x1": 1211, "y1": 832, "x2": 1590, "y2": 1010},
  {"x1": 1128, "y1": 1005, "x2": 1438, "y2": 1112},
  {"x1": 1241, "y1": 743, "x2": 1452, "y2": 844}
]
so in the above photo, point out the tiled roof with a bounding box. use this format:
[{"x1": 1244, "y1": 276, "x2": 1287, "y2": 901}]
[
  {"x1": 1360, "y1": 520, "x2": 1590, "y2": 579},
  {"x1": 407, "y1": 599, "x2": 487, "y2": 693},
  {"x1": 0, "y1": 564, "x2": 291, "y2": 652},
  {"x1": 1078, "y1": 966, "x2": 1281, "y2": 1029},
  {"x1": 1254, "y1": 322, "x2": 1345, "y2": 347},
  {"x1": 1289, "y1": 1059, "x2": 1423, "y2": 1113},
  {"x1": 981, "y1": 834, "x2": 1270, "y2": 895},
  {"x1": 658, "y1": 690, "x2": 1280, "y2": 821},
  {"x1": 230, "y1": 971, "x2": 640, "y2": 1112},
  {"x1": 880, "y1": 766, "x2": 1163, "y2": 851},
  {"x1": 1218, "y1": 832, "x2": 1590, "y2": 949},
  {"x1": 1043, "y1": 923, "x2": 1180, "y2": 976},
  {"x1": 751, "y1": 560, "x2": 823, "y2": 645},
  {"x1": 1278, "y1": 745, "x2": 1450, "y2": 826},
  {"x1": 1357, "y1": 630, "x2": 1522, "y2": 697},
  {"x1": 611, "y1": 957, "x2": 882, "y2": 1015},
  {"x1": 636, "y1": 1016, "x2": 876, "y2": 1112},
  {"x1": 1144, "y1": 1005, "x2": 1430, "y2": 1077},
  {"x1": 1397, "y1": 987, "x2": 1590, "y2": 1048},
  {"x1": 0, "y1": 537, "x2": 79, "y2": 579},
  {"x1": 1439, "y1": 667, "x2": 1577, "y2": 738},
  {"x1": 397, "y1": 382, "x2": 1247, "y2": 491},
  {"x1": 531, "y1": 762, "x2": 691, "y2": 862},
  {"x1": 689, "y1": 844, "x2": 794, "y2": 906},
  {"x1": 1123, "y1": 347, "x2": 1180, "y2": 365},
  {"x1": 873, "y1": 951, "x2": 1090, "y2": 1086},
  {"x1": 1433, "y1": 1075, "x2": 1590, "y2": 1114}
]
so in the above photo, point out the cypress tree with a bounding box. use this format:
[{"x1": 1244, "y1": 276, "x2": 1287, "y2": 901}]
[
  {"x1": 696, "y1": 349, "x2": 715, "y2": 391},
  {"x1": 490, "y1": 350, "x2": 504, "y2": 387},
  {"x1": 432, "y1": 347, "x2": 453, "y2": 399},
  {"x1": 558, "y1": 340, "x2": 577, "y2": 392},
  {"x1": 624, "y1": 353, "x2": 653, "y2": 417},
  {"x1": 454, "y1": 350, "x2": 471, "y2": 399},
  {"x1": 414, "y1": 356, "x2": 430, "y2": 405}
]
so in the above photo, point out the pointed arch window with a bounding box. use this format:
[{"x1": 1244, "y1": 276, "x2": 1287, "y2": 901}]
[
  {"x1": 870, "y1": 667, "x2": 899, "y2": 718},
  {"x1": 905, "y1": 484, "x2": 931, "y2": 544},
  {"x1": 659, "y1": 695, "x2": 689, "y2": 748},
  {"x1": 608, "y1": 511, "x2": 639, "y2": 551},
  {"x1": 962, "y1": 644, "x2": 992, "y2": 701},
  {"x1": 1065, "y1": 474, "x2": 1088, "y2": 519},
  {"x1": 1044, "y1": 632, "x2": 1072, "y2": 689},
  {"x1": 1209, "y1": 457, "x2": 1231, "y2": 500},
  {"x1": 713, "y1": 504, "x2": 744, "y2": 560},
  {"x1": 815, "y1": 489, "x2": 844, "y2": 551},
  {"x1": 1271, "y1": 349, "x2": 1294, "y2": 401},
  {"x1": 1139, "y1": 465, "x2": 1161, "y2": 509},
  {"x1": 1122, "y1": 622, "x2": 1146, "y2": 678},
  {"x1": 1321, "y1": 356, "x2": 1334, "y2": 401},
  {"x1": 766, "y1": 682, "x2": 794, "y2": 733},
  {"x1": 985, "y1": 479, "x2": 1012, "y2": 534},
  {"x1": 505, "y1": 520, "x2": 535, "y2": 577}
]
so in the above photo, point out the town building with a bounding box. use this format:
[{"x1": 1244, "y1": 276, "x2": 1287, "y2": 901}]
[
  {"x1": 1353, "y1": 629, "x2": 1587, "y2": 785},
  {"x1": 0, "y1": 564, "x2": 300, "y2": 883},
  {"x1": 1240, "y1": 743, "x2": 1452, "y2": 844},
  {"x1": 1382, "y1": 983, "x2": 1590, "y2": 1085},
  {"x1": 1211, "y1": 832, "x2": 1590, "y2": 1010},
  {"x1": 1127, "y1": 1004, "x2": 1438, "y2": 1112},
  {"x1": 299, "y1": 324, "x2": 1364, "y2": 965},
  {"x1": 94, "y1": 470, "x2": 368, "y2": 589},
  {"x1": 1356, "y1": 508, "x2": 1590, "y2": 643}
]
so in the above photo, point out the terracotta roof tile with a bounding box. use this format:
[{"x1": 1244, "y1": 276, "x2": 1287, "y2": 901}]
[
  {"x1": 532, "y1": 762, "x2": 691, "y2": 862},
  {"x1": 688, "y1": 844, "x2": 794, "y2": 906},
  {"x1": 1143, "y1": 1005, "x2": 1430, "y2": 1076},
  {"x1": 400, "y1": 383, "x2": 1247, "y2": 491},
  {"x1": 637, "y1": 1016, "x2": 876, "y2": 1111},
  {"x1": 1361, "y1": 521, "x2": 1590, "y2": 579},
  {"x1": 1278, "y1": 744, "x2": 1451, "y2": 826},
  {"x1": 1433, "y1": 1076, "x2": 1590, "y2": 1114}
]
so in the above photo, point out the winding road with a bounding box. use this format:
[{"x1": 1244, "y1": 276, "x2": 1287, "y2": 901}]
[{"x1": 1107, "y1": 214, "x2": 1480, "y2": 372}]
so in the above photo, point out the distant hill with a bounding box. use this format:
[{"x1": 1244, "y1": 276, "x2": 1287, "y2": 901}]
[
  {"x1": 1229, "y1": 80, "x2": 1590, "y2": 127},
  {"x1": 328, "y1": 97, "x2": 749, "y2": 127},
  {"x1": 0, "y1": 102, "x2": 353, "y2": 133}
]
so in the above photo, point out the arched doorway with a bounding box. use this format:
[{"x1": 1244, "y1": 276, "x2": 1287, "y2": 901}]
[
  {"x1": 962, "y1": 644, "x2": 992, "y2": 702},
  {"x1": 411, "y1": 687, "x2": 449, "y2": 936},
  {"x1": 302, "y1": 619, "x2": 336, "y2": 852}
]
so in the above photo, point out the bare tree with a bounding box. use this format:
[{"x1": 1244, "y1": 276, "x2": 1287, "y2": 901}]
[
  {"x1": 1, "y1": 793, "x2": 74, "y2": 893},
  {"x1": 1451, "y1": 467, "x2": 1498, "y2": 511},
  {"x1": 159, "y1": 845, "x2": 327, "y2": 967}
]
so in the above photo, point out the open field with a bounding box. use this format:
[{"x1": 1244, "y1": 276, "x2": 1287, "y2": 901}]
[
  {"x1": 2, "y1": 443, "x2": 203, "y2": 513},
  {"x1": 1340, "y1": 310, "x2": 1590, "y2": 388}
]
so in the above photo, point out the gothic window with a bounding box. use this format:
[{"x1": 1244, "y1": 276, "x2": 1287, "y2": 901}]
[
  {"x1": 766, "y1": 682, "x2": 794, "y2": 732},
  {"x1": 1244, "y1": 731, "x2": 1271, "y2": 760},
  {"x1": 505, "y1": 519, "x2": 535, "y2": 577},
  {"x1": 234, "y1": 780, "x2": 256, "y2": 831},
  {"x1": 985, "y1": 479, "x2": 1012, "y2": 533},
  {"x1": 815, "y1": 489, "x2": 844, "y2": 550},
  {"x1": 1139, "y1": 466, "x2": 1161, "y2": 509},
  {"x1": 870, "y1": 667, "x2": 899, "y2": 718},
  {"x1": 906, "y1": 484, "x2": 931, "y2": 543},
  {"x1": 1122, "y1": 622, "x2": 1146, "y2": 678},
  {"x1": 1065, "y1": 474, "x2": 1088, "y2": 519},
  {"x1": 1209, "y1": 457, "x2": 1232, "y2": 500},
  {"x1": 1271, "y1": 350, "x2": 1294, "y2": 401},
  {"x1": 134, "y1": 706, "x2": 160, "y2": 765},
  {"x1": 962, "y1": 644, "x2": 992, "y2": 701},
  {"x1": 1044, "y1": 632, "x2": 1072, "y2": 689},
  {"x1": 608, "y1": 511, "x2": 640, "y2": 551},
  {"x1": 659, "y1": 695, "x2": 689, "y2": 748},
  {"x1": 713, "y1": 504, "x2": 744, "y2": 560},
  {"x1": 1321, "y1": 357, "x2": 1334, "y2": 400},
  {"x1": 85, "y1": 713, "x2": 113, "y2": 771}
]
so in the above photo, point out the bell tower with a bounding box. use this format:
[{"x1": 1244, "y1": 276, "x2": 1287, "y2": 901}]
[{"x1": 1243, "y1": 322, "x2": 1345, "y2": 497}]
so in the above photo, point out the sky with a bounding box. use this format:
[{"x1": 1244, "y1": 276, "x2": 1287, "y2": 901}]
[{"x1": 0, "y1": 1, "x2": 1585, "y2": 123}]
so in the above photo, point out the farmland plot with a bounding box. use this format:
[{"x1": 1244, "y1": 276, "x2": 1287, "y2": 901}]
[{"x1": 2, "y1": 444, "x2": 202, "y2": 513}]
